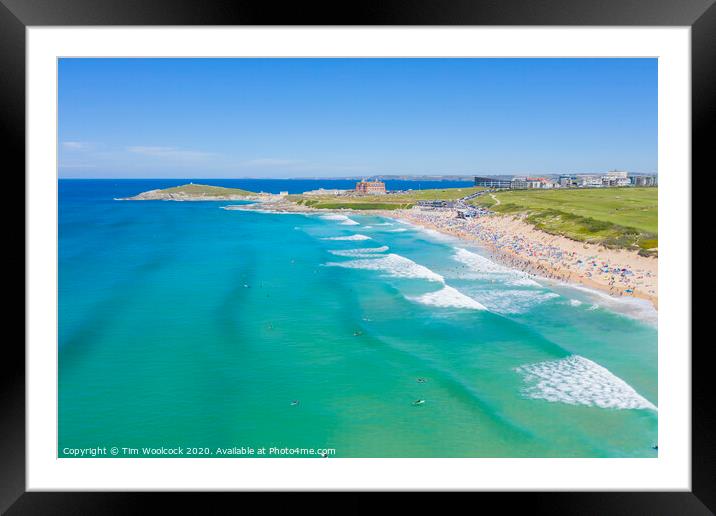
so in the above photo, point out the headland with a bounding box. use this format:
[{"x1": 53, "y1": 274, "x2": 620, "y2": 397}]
[{"x1": 125, "y1": 182, "x2": 658, "y2": 309}]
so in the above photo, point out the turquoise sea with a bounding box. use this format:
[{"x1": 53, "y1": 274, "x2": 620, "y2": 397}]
[{"x1": 59, "y1": 179, "x2": 658, "y2": 458}]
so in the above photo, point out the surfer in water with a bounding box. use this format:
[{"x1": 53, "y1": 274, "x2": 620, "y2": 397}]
[
  {"x1": 413, "y1": 399, "x2": 425, "y2": 405},
  {"x1": 290, "y1": 400, "x2": 300, "y2": 406},
  {"x1": 416, "y1": 378, "x2": 427, "y2": 383}
]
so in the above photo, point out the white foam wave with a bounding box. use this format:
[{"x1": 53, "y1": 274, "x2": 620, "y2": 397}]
[
  {"x1": 569, "y1": 299, "x2": 583, "y2": 307},
  {"x1": 514, "y1": 355, "x2": 657, "y2": 410},
  {"x1": 322, "y1": 234, "x2": 372, "y2": 241},
  {"x1": 455, "y1": 249, "x2": 509, "y2": 274},
  {"x1": 510, "y1": 277, "x2": 542, "y2": 287},
  {"x1": 561, "y1": 283, "x2": 657, "y2": 326},
  {"x1": 319, "y1": 214, "x2": 360, "y2": 225},
  {"x1": 328, "y1": 246, "x2": 389, "y2": 257},
  {"x1": 466, "y1": 289, "x2": 559, "y2": 314},
  {"x1": 325, "y1": 253, "x2": 444, "y2": 282},
  {"x1": 388, "y1": 228, "x2": 408, "y2": 232},
  {"x1": 453, "y1": 248, "x2": 540, "y2": 287},
  {"x1": 412, "y1": 226, "x2": 460, "y2": 243},
  {"x1": 410, "y1": 285, "x2": 487, "y2": 311}
]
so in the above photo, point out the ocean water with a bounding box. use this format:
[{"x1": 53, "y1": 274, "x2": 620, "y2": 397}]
[{"x1": 59, "y1": 180, "x2": 658, "y2": 458}]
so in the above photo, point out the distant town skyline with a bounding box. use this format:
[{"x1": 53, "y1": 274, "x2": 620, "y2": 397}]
[{"x1": 59, "y1": 58, "x2": 657, "y2": 179}]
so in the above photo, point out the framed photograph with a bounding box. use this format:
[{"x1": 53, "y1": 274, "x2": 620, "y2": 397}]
[{"x1": 4, "y1": 0, "x2": 711, "y2": 511}]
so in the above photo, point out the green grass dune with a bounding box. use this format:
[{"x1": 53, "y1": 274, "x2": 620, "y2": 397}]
[{"x1": 472, "y1": 187, "x2": 658, "y2": 251}]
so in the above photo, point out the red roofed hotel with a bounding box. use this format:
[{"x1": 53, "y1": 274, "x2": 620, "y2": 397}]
[{"x1": 355, "y1": 179, "x2": 386, "y2": 194}]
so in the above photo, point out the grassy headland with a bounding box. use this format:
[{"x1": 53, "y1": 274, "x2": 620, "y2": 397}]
[
  {"x1": 157, "y1": 184, "x2": 255, "y2": 197},
  {"x1": 471, "y1": 187, "x2": 657, "y2": 251},
  {"x1": 290, "y1": 186, "x2": 485, "y2": 210},
  {"x1": 122, "y1": 183, "x2": 256, "y2": 200}
]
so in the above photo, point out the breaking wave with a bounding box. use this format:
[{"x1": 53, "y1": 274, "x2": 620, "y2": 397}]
[
  {"x1": 325, "y1": 253, "x2": 444, "y2": 282},
  {"x1": 322, "y1": 234, "x2": 372, "y2": 241},
  {"x1": 552, "y1": 283, "x2": 657, "y2": 326},
  {"x1": 453, "y1": 248, "x2": 541, "y2": 287},
  {"x1": 318, "y1": 213, "x2": 360, "y2": 225},
  {"x1": 328, "y1": 246, "x2": 389, "y2": 257},
  {"x1": 410, "y1": 285, "x2": 487, "y2": 311},
  {"x1": 325, "y1": 251, "x2": 493, "y2": 312},
  {"x1": 514, "y1": 355, "x2": 657, "y2": 410},
  {"x1": 466, "y1": 289, "x2": 559, "y2": 314}
]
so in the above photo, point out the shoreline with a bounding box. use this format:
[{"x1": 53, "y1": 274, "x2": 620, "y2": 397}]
[
  {"x1": 229, "y1": 201, "x2": 658, "y2": 311},
  {"x1": 384, "y1": 209, "x2": 658, "y2": 310}
]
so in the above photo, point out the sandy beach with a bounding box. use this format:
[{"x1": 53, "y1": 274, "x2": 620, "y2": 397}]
[
  {"x1": 390, "y1": 209, "x2": 658, "y2": 309},
  {"x1": 232, "y1": 200, "x2": 658, "y2": 310}
]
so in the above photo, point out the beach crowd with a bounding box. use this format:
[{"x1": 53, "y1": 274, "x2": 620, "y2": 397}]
[{"x1": 396, "y1": 208, "x2": 658, "y2": 308}]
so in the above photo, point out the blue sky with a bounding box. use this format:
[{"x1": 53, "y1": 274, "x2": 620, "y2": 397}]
[{"x1": 58, "y1": 58, "x2": 657, "y2": 178}]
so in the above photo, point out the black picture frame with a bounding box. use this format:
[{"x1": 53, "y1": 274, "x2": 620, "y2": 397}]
[{"x1": 2, "y1": 0, "x2": 710, "y2": 512}]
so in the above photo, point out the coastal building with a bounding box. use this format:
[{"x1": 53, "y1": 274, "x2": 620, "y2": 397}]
[
  {"x1": 526, "y1": 177, "x2": 548, "y2": 188},
  {"x1": 559, "y1": 175, "x2": 577, "y2": 187},
  {"x1": 632, "y1": 175, "x2": 657, "y2": 186},
  {"x1": 303, "y1": 188, "x2": 349, "y2": 195},
  {"x1": 511, "y1": 177, "x2": 550, "y2": 189},
  {"x1": 604, "y1": 170, "x2": 628, "y2": 180},
  {"x1": 511, "y1": 177, "x2": 529, "y2": 189},
  {"x1": 355, "y1": 179, "x2": 386, "y2": 195},
  {"x1": 474, "y1": 176, "x2": 512, "y2": 189},
  {"x1": 515, "y1": 171, "x2": 654, "y2": 189},
  {"x1": 602, "y1": 170, "x2": 630, "y2": 187},
  {"x1": 557, "y1": 171, "x2": 634, "y2": 188},
  {"x1": 575, "y1": 175, "x2": 603, "y2": 188}
]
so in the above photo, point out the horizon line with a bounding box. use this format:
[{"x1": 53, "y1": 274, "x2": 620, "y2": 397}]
[{"x1": 58, "y1": 173, "x2": 659, "y2": 180}]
